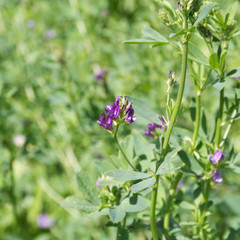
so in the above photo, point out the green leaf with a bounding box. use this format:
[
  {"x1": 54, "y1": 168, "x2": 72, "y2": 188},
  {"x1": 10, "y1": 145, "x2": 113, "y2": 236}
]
[
  {"x1": 228, "y1": 1, "x2": 238, "y2": 21},
  {"x1": 230, "y1": 165, "x2": 240, "y2": 174},
  {"x1": 194, "y1": 2, "x2": 217, "y2": 27},
  {"x1": 76, "y1": 172, "x2": 99, "y2": 204},
  {"x1": 169, "y1": 29, "x2": 186, "y2": 39},
  {"x1": 142, "y1": 26, "x2": 168, "y2": 43},
  {"x1": 126, "y1": 96, "x2": 162, "y2": 125},
  {"x1": 226, "y1": 66, "x2": 240, "y2": 77},
  {"x1": 179, "y1": 201, "x2": 195, "y2": 210},
  {"x1": 188, "y1": 42, "x2": 209, "y2": 66},
  {"x1": 156, "y1": 167, "x2": 180, "y2": 175},
  {"x1": 157, "y1": 147, "x2": 181, "y2": 171},
  {"x1": 209, "y1": 52, "x2": 219, "y2": 70},
  {"x1": 99, "y1": 179, "x2": 122, "y2": 187},
  {"x1": 122, "y1": 194, "x2": 148, "y2": 212},
  {"x1": 123, "y1": 39, "x2": 158, "y2": 44},
  {"x1": 106, "y1": 170, "x2": 151, "y2": 181},
  {"x1": 117, "y1": 228, "x2": 129, "y2": 240},
  {"x1": 131, "y1": 177, "x2": 156, "y2": 193},
  {"x1": 213, "y1": 80, "x2": 225, "y2": 91},
  {"x1": 109, "y1": 205, "x2": 126, "y2": 223},
  {"x1": 61, "y1": 196, "x2": 97, "y2": 213},
  {"x1": 150, "y1": 42, "x2": 169, "y2": 48}
]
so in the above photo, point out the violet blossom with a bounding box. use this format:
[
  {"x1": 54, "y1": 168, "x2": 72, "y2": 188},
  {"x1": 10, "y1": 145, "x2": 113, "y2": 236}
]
[
  {"x1": 97, "y1": 96, "x2": 137, "y2": 131},
  {"x1": 97, "y1": 113, "x2": 113, "y2": 130},
  {"x1": 37, "y1": 213, "x2": 55, "y2": 229},
  {"x1": 209, "y1": 150, "x2": 225, "y2": 165},
  {"x1": 145, "y1": 116, "x2": 167, "y2": 138},
  {"x1": 96, "y1": 70, "x2": 105, "y2": 81},
  {"x1": 213, "y1": 170, "x2": 223, "y2": 183}
]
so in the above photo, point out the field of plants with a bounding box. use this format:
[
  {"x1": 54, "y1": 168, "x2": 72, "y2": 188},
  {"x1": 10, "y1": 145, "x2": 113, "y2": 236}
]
[{"x1": 1, "y1": 0, "x2": 240, "y2": 239}]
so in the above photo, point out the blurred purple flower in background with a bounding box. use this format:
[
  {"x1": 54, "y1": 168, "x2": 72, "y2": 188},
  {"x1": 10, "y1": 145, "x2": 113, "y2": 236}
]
[
  {"x1": 27, "y1": 20, "x2": 35, "y2": 29},
  {"x1": 43, "y1": 29, "x2": 56, "y2": 39},
  {"x1": 209, "y1": 150, "x2": 225, "y2": 165},
  {"x1": 96, "y1": 177, "x2": 103, "y2": 189},
  {"x1": 96, "y1": 70, "x2": 105, "y2": 81},
  {"x1": 37, "y1": 213, "x2": 55, "y2": 229},
  {"x1": 177, "y1": 181, "x2": 183, "y2": 189},
  {"x1": 213, "y1": 170, "x2": 223, "y2": 183}
]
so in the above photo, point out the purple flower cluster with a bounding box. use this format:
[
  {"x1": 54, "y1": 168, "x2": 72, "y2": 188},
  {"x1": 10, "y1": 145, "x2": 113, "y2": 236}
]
[
  {"x1": 97, "y1": 97, "x2": 137, "y2": 131},
  {"x1": 145, "y1": 117, "x2": 167, "y2": 138},
  {"x1": 209, "y1": 150, "x2": 225, "y2": 183}
]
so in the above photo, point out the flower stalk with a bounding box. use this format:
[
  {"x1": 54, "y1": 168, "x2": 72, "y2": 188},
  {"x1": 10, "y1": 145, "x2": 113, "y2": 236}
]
[{"x1": 150, "y1": 10, "x2": 189, "y2": 239}]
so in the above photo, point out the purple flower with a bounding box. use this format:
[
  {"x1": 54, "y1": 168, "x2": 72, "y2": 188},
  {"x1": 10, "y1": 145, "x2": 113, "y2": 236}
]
[
  {"x1": 97, "y1": 113, "x2": 113, "y2": 130},
  {"x1": 96, "y1": 177, "x2": 102, "y2": 188},
  {"x1": 148, "y1": 122, "x2": 156, "y2": 131},
  {"x1": 27, "y1": 20, "x2": 35, "y2": 29},
  {"x1": 209, "y1": 150, "x2": 225, "y2": 165},
  {"x1": 43, "y1": 29, "x2": 56, "y2": 39},
  {"x1": 125, "y1": 108, "x2": 137, "y2": 123},
  {"x1": 96, "y1": 70, "x2": 105, "y2": 81},
  {"x1": 145, "y1": 130, "x2": 154, "y2": 138},
  {"x1": 177, "y1": 181, "x2": 183, "y2": 189},
  {"x1": 105, "y1": 97, "x2": 120, "y2": 119},
  {"x1": 169, "y1": 70, "x2": 172, "y2": 78},
  {"x1": 37, "y1": 213, "x2": 55, "y2": 229},
  {"x1": 213, "y1": 170, "x2": 223, "y2": 183}
]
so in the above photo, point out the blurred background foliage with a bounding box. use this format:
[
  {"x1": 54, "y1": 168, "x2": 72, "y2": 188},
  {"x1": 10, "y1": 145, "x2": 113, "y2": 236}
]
[{"x1": 0, "y1": 0, "x2": 239, "y2": 239}]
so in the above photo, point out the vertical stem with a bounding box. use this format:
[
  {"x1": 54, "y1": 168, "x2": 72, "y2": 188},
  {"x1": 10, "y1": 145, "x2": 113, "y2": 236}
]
[
  {"x1": 150, "y1": 175, "x2": 160, "y2": 240},
  {"x1": 9, "y1": 156, "x2": 18, "y2": 224},
  {"x1": 192, "y1": 88, "x2": 201, "y2": 150},
  {"x1": 162, "y1": 15, "x2": 189, "y2": 157},
  {"x1": 114, "y1": 125, "x2": 137, "y2": 171},
  {"x1": 161, "y1": 13, "x2": 189, "y2": 236},
  {"x1": 214, "y1": 88, "x2": 224, "y2": 149}
]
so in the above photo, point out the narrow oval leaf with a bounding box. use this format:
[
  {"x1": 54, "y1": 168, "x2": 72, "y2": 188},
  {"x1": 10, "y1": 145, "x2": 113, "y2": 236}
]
[
  {"x1": 180, "y1": 201, "x2": 195, "y2": 210},
  {"x1": 158, "y1": 147, "x2": 181, "y2": 170},
  {"x1": 123, "y1": 39, "x2": 157, "y2": 44},
  {"x1": 156, "y1": 167, "x2": 180, "y2": 175},
  {"x1": 131, "y1": 177, "x2": 156, "y2": 193},
  {"x1": 194, "y1": 2, "x2": 217, "y2": 27},
  {"x1": 226, "y1": 66, "x2": 240, "y2": 77},
  {"x1": 169, "y1": 29, "x2": 186, "y2": 39},
  {"x1": 122, "y1": 194, "x2": 148, "y2": 212},
  {"x1": 209, "y1": 52, "x2": 219, "y2": 70},
  {"x1": 61, "y1": 196, "x2": 97, "y2": 213},
  {"x1": 126, "y1": 96, "x2": 162, "y2": 125},
  {"x1": 142, "y1": 26, "x2": 168, "y2": 43},
  {"x1": 188, "y1": 42, "x2": 209, "y2": 66},
  {"x1": 109, "y1": 205, "x2": 126, "y2": 223},
  {"x1": 106, "y1": 170, "x2": 151, "y2": 181},
  {"x1": 76, "y1": 172, "x2": 99, "y2": 204}
]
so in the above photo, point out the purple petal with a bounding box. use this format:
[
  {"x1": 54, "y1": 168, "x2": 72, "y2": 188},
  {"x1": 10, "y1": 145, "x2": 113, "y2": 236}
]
[
  {"x1": 213, "y1": 170, "x2": 223, "y2": 183},
  {"x1": 209, "y1": 150, "x2": 225, "y2": 165},
  {"x1": 145, "y1": 130, "x2": 154, "y2": 138}
]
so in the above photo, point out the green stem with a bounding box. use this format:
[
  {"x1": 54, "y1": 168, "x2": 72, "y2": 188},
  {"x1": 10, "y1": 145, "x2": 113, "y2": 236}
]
[
  {"x1": 162, "y1": 16, "x2": 188, "y2": 157},
  {"x1": 114, "y1": 124, "x2": 137, "y2": 171},
  {"x1": 150, "y1": 175, "x2": 160, "y2": 240},
  {"x1": 192, "y1": 88, "x2": 201, "y2": 150},
  {"x1": 196, "y1": 180, "x2": 211, "y2": 238},
  {"x1": 162, "y1": 12, "x2": 189, "y2": 236},
  {"x1": 214, "y1": 88, "x2": 224, "y2": 149},
  {"x1": 163, "y1": 172, "x2": 183, "y2": 235},
  {"x1": 9, "y1": 156, "x2": 18, "y2": 224}
]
